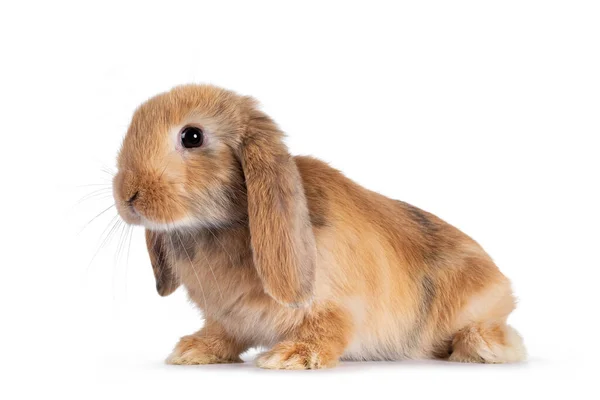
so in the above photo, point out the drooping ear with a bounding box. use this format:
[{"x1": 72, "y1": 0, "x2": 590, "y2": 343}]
[
  {"x1": 145, "y1": 230, "x2": 180, "y2": 296},
  {"x1": 238, "y1": 107, "x2": 317, "y2": 308}
]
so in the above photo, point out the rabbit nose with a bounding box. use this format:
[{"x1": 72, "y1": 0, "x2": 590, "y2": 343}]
[{"x1": 127, "y1": 191, "x2": 139, "y2": 205}]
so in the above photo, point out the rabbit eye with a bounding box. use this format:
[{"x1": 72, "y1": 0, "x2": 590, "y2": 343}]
[{"x1": 180, "y1": 126, "x2": 204, "y2": 148}]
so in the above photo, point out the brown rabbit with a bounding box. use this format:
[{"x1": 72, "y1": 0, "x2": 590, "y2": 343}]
[{"x1": 112, "y1": 84, "x2": 526, "y2": 369}]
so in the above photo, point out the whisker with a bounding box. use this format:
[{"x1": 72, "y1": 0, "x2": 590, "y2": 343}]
[
  {"x1": 158, "y1": 163, "x2": 169, "y2": 180},
  {"x1": 202, "y1": 229, "x2": 227, "y2": 300},
  {"x1": 87, "y1": 214, "x2": 121, "y2": 271},
  {"x1": 173, "y1": 228, "x2": 208, "y2": 312},
  {"x1": 78, "y1": 186, "x2": 112, "y2": 197},
  {"x1": 76, "y1": 183, "x2": 112, "y2": 188},
  {"x1": 162, "y1": 192, "x2": 225, "y2": 301},
  {"x1": 165, "y1": 225, "x2": 180, "y2": 292},
  {"x1": 150, "y1": 230, "x2": 167, "y2": 286},
  {"x1": 101, "y1": 167, "x2": 116, "y2": 177},
  {"x1": 72, "y1": 189, "x2": 113, "y2": 210},
  {"x1": 113, "y1": 221, "x2": 128, "y2": 300},
  {"x1": 115, "y1": 219, "x2": 128, "y2": 265},
  {"x1": 124, "y1": 225, "x2": 134, "y2": 296},
  {"x1": 78, "y1": 204, "x2": 116, "y2": 235}
]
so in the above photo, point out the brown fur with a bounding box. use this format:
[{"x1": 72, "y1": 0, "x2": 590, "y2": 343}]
[
  {"x1": 113, "y1": 84, "x2": 526, "y2": 369},
  {"x1": 145, "y1": 230, "x2": 180, "y2": 296}
]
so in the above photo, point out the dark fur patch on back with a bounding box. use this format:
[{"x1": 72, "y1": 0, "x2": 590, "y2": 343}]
[
  {"x1": 421, "y1": 275, "x2": 437, "y2": 315},
  {"x1": 396, "y1": 200, "x2": 451, "y2": 263},
  {"x1": 305, "y1": 184, "x2": 329, "y2": 228},
  {"x1": 404, "y1": 275, "x2": 437, "y2": 354},
  {"x1": 400, "y1": 201, "x2": 440, "y2": 236},
  {"x1": 293, "y1": 156, "x2": 332, "y2": 229}
]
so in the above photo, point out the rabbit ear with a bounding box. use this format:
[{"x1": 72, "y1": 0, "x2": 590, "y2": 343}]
[
  {"x1": 239, "y1": 107, "x2": 317, "y2": 308},
  {"x1": 145, "y1": 230, "x2": 180, "y2": 296}
]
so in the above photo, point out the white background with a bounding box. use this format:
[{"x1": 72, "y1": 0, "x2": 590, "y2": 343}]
[{"x1": 1, "y1": 1, "x2": 599, "y2": 399}]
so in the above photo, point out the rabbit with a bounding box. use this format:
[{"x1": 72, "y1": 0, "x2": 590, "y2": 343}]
[{"x1": 112, "y1": 84, "x2": 526, "y2": 369}]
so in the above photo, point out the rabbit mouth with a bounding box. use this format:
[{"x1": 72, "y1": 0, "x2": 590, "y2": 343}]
[
  {"x1": 115, "y1": 193, "x2": 199, "y2": 231},
  {"x1": 128, "y1": 204, "x2": 141, "y2": 219},
  {"x1": 116, "y1": 203, "x2": 143, "y2": 226}
]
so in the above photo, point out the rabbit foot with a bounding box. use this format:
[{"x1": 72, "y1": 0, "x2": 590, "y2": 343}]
[
  {"x1": 256, "y1": 341, "x2": 338, "y2": 370},
  {"x1": 166, "y1": 335, "x2": 242, "y2": 365}
]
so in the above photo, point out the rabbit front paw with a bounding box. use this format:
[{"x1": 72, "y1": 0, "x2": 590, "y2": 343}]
[
  {"x1": 166, "y1": 335, "x2": 242, "y2": 365},
  {"x1": 256, "y1": 341, "x2": 338, "y2": 370}
]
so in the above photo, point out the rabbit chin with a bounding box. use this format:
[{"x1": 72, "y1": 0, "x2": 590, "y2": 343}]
[{"x1": 138, "y1": 213, "x2": 223, "y2": 232}]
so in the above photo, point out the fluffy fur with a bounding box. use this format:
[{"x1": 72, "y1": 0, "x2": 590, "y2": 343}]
[{"x1": 113, "y1": 84, "x2": 526, "y2": 369}]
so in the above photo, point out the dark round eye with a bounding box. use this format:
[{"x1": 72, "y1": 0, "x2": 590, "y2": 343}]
[{"x1": 180, "y1": 126, "x2": 204, "y2": 148}]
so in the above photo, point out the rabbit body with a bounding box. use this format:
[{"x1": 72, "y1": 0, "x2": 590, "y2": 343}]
[{"x1": 114, "y1": 85, "x2": 526, "y2": 369}]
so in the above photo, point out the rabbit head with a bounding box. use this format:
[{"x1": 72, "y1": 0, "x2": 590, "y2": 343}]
[{"x1": 113, "y1": 84, "x2": 316, "y2": 306}]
